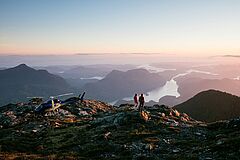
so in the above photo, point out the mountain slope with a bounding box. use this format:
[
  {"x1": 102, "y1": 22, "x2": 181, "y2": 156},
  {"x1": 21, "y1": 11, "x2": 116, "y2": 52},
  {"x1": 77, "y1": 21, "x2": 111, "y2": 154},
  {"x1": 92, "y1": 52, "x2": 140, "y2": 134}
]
[
  {"x1": 175, "y1": 90, "x2": 240, "y2": 122},
  {"x1": 82, "y1": 69, "x2": 166, "y2": 102},
  {"x1": 0, "y1": 64, "x2": 72, "y2": 105}
]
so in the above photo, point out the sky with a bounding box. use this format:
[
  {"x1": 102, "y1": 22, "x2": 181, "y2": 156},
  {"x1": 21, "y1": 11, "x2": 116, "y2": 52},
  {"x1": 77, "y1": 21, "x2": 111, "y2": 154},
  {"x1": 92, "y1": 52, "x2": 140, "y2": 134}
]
[{"x1": 0, "y1": 0, "x2": 240, "y2": 57}]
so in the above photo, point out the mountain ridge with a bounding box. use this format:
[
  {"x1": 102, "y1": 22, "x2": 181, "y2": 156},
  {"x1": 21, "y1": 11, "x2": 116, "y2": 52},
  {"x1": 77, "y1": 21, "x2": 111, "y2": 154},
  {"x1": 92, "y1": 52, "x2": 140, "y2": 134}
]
[
  {"x1": 175, "y1": 89, "x2": 240, "y2": 122},
  {"x1": 82, "y1": 68, "x2": 166, "y2": 102},
  {"x1": 0, "y1": 64, "x2": 72, "y2": 105}
]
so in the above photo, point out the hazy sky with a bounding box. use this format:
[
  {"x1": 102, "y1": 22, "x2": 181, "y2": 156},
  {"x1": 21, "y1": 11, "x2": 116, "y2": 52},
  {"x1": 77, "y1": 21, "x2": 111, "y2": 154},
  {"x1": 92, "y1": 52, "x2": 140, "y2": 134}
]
[{"x1": 0, "y1": 0, "x2": 240, "y2": 57}]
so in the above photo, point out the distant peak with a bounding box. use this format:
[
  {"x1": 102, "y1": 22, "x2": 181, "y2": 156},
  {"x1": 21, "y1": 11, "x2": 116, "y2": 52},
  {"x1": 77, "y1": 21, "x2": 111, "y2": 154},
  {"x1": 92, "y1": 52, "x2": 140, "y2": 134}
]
[
  {"x1": 11, "y1": 64, "x2": 35, "y2": 71},
  {"x1": 16, "y1": 64, "x2": 29, "y2": 68}
]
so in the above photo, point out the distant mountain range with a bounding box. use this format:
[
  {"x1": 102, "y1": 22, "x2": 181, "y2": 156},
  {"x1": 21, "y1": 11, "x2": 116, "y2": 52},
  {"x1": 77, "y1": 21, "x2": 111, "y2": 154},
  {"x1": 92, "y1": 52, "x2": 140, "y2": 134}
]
[
  {"x1": 175, "y1": 90, "x2": 240, "y2": 122},
  {"x1": 177, "y1": 77, "x2": 240, "y2": 98},
  {"x1": 34, "y1": 64, "x2": 134, "y2": 79},
  {"x1": 82, "y1": 69, "x2": 166, "y2": 102},
  {"x1": 36, "y1": 64, "x2": 135, "y2": 89},
  {"x1": 1, "y1": 64, "x2": 240, "y2": 124},
  {"x1": 58, "y1": 66, "x2": 109, "y2": 79},
  {"x1": 0, "y1": 64, "x2": 72, "y2": 105},
  {"x1": 159, "y1": 77, "x2": 240, "y2": 107}
]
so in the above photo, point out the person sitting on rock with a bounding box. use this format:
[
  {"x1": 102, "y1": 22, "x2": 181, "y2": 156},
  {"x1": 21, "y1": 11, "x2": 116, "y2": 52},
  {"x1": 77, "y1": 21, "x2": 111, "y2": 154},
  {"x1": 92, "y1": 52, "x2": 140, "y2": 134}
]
[
  {"x1": 138, "y1": 94, "x2": 145, "y2": 112},
  {"x1": 134, "y1": 94, "x2": 138, "y2": 108}
]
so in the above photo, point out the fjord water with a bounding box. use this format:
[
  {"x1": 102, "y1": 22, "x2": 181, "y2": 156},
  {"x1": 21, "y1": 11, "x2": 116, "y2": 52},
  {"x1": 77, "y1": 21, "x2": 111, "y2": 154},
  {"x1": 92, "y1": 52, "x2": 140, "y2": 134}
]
[{"x1": 122, "y1": 65, "x2": 219, "y2": 103}]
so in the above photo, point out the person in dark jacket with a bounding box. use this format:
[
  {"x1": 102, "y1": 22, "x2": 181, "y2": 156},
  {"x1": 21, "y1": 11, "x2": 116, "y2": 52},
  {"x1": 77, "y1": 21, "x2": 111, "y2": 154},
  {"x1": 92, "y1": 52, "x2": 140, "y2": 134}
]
[{"x1": 138, "y1": 94, "x2": 145, "y2": 112}]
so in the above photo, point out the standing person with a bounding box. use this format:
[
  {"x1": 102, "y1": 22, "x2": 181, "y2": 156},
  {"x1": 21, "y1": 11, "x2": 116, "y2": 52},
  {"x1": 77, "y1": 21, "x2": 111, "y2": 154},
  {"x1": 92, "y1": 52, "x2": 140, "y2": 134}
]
[
  {"x1": 138, "y1": 94, "x2": 145, "y2": 112},
  {"x1": 134, "y1": 94, "x2": 138, "y2": 108}
]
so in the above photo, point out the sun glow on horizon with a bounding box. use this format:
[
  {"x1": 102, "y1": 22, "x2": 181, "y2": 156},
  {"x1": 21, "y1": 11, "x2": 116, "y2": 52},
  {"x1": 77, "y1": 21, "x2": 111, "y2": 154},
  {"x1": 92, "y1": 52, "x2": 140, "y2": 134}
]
[{"x1": 1, "y1": 0, "x2": 240, "y2": 57}]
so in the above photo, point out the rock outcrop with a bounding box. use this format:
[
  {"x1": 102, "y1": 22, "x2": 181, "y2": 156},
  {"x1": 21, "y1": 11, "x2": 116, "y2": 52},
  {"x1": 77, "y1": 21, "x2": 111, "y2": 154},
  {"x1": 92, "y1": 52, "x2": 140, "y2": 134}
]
[{"x1": 0, "y1": 100, "x2": 239, "y2": 159}]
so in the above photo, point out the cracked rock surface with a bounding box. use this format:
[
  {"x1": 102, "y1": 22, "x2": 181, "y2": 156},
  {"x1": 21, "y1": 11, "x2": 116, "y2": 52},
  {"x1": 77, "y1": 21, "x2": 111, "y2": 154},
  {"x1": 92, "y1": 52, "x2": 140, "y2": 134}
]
[{"x1": 0, "y1": 101, "x2": 239, "y2": 159}]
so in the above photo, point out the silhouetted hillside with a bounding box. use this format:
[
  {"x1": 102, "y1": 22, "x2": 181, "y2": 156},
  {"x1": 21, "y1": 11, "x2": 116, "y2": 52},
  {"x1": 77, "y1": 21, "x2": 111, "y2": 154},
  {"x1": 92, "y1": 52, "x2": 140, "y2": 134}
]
[
  {"x1": 0, "y1": 64, "x2": 72, "y2": 105},
  {"x1": 175, "y1": 90, "x2": 240, "y2": 122},
  {"x1": 82, "y1": 69, "x2": 166, "y2": 102}
]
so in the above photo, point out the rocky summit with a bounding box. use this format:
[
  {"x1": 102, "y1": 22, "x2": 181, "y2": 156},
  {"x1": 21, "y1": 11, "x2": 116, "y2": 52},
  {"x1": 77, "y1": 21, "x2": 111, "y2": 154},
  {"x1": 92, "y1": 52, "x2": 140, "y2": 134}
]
[{"x1": 0, "y1": 100, "x2": 240, "y2": 160}]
